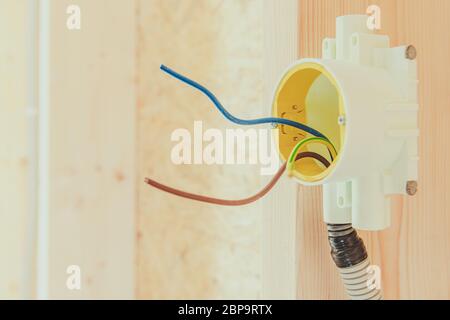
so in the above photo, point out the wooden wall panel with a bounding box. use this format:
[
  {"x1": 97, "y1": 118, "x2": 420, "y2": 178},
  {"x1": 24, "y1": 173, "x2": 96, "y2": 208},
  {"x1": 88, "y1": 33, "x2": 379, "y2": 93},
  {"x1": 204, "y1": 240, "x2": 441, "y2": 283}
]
[
  {"x1": 47, "y1": 0, "x2": 135, "y2": 299},
  {"x1": 261, "y1": 0, "x2": 299, "y2": 300},
  {"x1": 297, "y1": 0, "x2": 450, "y2": 299},
  {"x1": 0, "y1": 0, "x2": 28, "y2": 299}
]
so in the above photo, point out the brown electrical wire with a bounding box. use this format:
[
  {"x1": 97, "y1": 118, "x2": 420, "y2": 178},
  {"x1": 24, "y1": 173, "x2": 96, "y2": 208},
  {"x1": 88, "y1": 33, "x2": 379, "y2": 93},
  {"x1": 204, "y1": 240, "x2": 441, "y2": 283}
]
[{"x1": 144, "y1": 152, "x2": 330, "y2": 206}]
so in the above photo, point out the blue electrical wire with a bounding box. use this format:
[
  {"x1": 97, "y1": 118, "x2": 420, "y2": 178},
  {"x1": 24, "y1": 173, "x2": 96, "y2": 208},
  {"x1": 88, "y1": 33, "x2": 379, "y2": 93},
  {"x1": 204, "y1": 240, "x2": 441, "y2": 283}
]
[{"x1": 160, "y1": 64, "x2": 330, "y2": 140}]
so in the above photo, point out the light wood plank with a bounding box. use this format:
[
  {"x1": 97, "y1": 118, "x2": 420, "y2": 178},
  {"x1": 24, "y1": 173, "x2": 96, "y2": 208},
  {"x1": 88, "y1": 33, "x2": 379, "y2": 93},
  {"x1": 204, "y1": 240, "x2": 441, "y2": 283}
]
[
  {"x1": 297, "y1": 0, "x2": 450, "y2": 299},
  {"x1": 47, "y1": 0, "x2": 136, "y2": 299},
  {"x1": 0, "y1": 0, "x2": 29, "y2": 299},
  {"x1": 261, "y1": 0, "x2": 299, "y2": 299}
]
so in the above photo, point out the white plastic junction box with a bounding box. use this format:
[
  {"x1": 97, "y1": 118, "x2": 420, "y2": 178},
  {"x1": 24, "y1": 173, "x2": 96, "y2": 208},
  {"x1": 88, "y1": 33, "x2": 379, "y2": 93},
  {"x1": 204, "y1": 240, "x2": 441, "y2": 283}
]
[{"x1": 272, "y1": 15, "x2": 419, "y2": 231}]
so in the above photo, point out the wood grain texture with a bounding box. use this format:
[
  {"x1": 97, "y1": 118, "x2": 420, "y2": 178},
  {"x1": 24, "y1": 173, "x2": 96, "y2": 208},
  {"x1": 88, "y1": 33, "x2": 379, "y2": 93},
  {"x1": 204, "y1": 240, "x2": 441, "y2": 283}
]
[
  {"x1": 261, "y1": 0, "x2": 299, "y2": 299},
  {"x1": 297, "y1": 0, "x2": 450, "y2": 299},
  {"x1": 136, "y1": 0, "x2": 264, "y2": 299},
  {"x1": 47, "y1": 0, "x2": 136, "y2": 298}
]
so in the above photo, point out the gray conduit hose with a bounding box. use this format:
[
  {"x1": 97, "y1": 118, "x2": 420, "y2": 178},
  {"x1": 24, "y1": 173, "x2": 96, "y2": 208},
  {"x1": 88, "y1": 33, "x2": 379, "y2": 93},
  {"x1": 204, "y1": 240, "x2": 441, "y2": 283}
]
[{"x1": 327, "y1": 224, "x2": 382, "y2": 300}]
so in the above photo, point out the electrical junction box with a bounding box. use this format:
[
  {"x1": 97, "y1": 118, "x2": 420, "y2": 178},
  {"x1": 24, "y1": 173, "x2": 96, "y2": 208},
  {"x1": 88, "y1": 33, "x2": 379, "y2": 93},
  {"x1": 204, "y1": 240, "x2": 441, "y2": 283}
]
[{"x1": 272, "y1": 15, "x2": 419, "y2": 231}]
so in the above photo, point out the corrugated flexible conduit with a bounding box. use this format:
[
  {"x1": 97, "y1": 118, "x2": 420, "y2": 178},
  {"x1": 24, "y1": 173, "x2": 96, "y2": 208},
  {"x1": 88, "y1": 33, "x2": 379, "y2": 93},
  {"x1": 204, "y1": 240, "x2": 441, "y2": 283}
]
[{"x1": 327, "y1": 224, "x2": 382, "y2": 300}]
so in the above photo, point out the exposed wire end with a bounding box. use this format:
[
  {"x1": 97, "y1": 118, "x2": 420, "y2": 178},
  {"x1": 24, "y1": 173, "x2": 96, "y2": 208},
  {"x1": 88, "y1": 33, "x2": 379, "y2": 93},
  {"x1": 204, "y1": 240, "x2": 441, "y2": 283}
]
[{"x1": 286, "y1": 137, "x2": 337, "y2": 177}]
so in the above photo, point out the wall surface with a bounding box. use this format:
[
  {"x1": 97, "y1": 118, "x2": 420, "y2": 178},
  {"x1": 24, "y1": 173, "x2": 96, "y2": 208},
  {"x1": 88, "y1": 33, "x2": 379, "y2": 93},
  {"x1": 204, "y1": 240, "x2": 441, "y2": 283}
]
[
  {"x1": 46, "y1": 0, "x2": 136, "y2": 299},
  {"x1": 136, "y1": 0, "x2": 264, "y2": 299},
  {"x1": 261, "y1": 0, "x2": 299, "y2": 300},
  {"x1": 297, "y1": 0, "x2": 450, "y2": 300},
  {"x1": 0, "y1": 0, "x2": 28, "y2": 299}
]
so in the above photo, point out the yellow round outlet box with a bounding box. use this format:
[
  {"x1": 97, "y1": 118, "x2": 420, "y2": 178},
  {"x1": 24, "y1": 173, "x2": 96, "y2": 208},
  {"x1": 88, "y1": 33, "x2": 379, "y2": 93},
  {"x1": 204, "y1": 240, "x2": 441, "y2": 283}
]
[{"x1": 272, "y1": 62, "x2": 345, "y2": 183}]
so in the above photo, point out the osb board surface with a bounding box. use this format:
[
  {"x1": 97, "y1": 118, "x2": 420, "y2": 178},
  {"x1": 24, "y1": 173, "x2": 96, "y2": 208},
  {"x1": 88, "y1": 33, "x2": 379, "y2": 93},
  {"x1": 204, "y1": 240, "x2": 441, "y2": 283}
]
[
  {"x1": 136, "y1": 0, "x2": 264, "y2": 299},
  {"x1": 297, "y1": 0, "x2": 450, "y2": 299}
]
